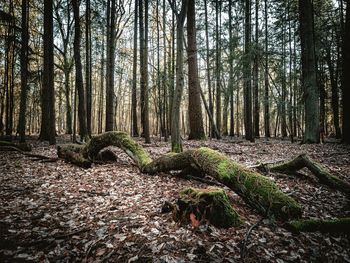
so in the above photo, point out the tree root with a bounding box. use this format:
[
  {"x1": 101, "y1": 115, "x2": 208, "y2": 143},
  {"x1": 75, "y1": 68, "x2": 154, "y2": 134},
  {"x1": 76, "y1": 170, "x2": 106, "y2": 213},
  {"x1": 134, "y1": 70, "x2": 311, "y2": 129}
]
[
  {"x1": 257, "y1": 154, "x2": 350, "y2": 196},
  {"x1": 288, "y1": 218, "x2": 350, "y2": 234},
  {"x1": 0, "y1": 141, "x2": 32, "y2": 151},
  {"x1": 1, "y1": 145, "x2": 57, "y2": 162}
]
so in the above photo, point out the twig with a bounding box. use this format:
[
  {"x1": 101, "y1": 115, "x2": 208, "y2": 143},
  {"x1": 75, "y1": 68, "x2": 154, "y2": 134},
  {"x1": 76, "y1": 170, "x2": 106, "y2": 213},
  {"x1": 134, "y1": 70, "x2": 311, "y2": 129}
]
[
  {"x1": 240, "y1": 217, "x2": 264, "y2": 261},
  {"x1": 79, "y1": 190, "x2": 110, "y2": 196},
  {"x1": 0, "y1": 146, "x2": 57, "y2": 161}
]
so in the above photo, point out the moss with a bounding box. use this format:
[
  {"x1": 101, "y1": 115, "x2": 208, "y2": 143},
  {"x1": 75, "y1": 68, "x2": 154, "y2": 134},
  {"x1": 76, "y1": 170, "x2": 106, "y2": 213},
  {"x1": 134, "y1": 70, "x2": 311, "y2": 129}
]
[
  {"x1": 192, "y1": 148, "x2": 302, "y2": 219},
  {"x1": 172, "y1": 142, "x2": 183, "y2": 153},
  {"x1": 85, "y1": 131, "x2": 152, "y2": 168},
  {"x1": 288, "y1": 218, "x2": 350, "y2": 234},
  {"x1": 177, "y1": 187, "x2": 243, "y2": 228}
]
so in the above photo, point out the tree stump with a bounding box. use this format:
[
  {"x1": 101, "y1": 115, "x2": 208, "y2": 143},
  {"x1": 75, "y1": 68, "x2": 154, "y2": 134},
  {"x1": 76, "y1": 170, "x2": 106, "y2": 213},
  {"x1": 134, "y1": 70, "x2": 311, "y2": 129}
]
[{"x1": 173, "y1": 187, "x2": 243, "y2": 228}]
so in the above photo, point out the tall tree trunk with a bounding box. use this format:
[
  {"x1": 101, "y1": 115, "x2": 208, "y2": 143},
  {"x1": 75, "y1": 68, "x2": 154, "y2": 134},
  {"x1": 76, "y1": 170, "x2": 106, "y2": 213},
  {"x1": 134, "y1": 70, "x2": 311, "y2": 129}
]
[
  {"x1": 299, "y1": 0, "x2": 319, "y2": 143},
  {"x1": 326, "y1": 48, "x2": 341, "y2": 139},
  {"x1": 105, "y1": 0, "x2": 115, "y2": 131},
  {"x1": 139, "y1": 0, "x2": 150, "y2": 143},
  {"x1": 72, "y1": 0, "x2": 87, "y2": 141},
  {"x1": 187, "y1": 0, "x2": 205, "y2": 140},
  {"x1": 131, "y1": 0, "x2": 139, "y2": 137},
  {"x1": 264, "y1": 0, "x2": 270, "y2": 137},
  {"x1": 171, "y1": 0, "x2": 188, "y2": 152},
  {"x1": 85, "y1": 0, "x2": 92, "y2": 136},
  {"x1": 281, "y1": 11, "x2": 287, "y2": 138},
  {"x1": 19, "y1": 0, "x2": 29, "y2": 142},
  {"x1": 228, "y1": 0, "x2": 235, "y2": 137},
  {"x1": 204, "y1": 0, "x2": 214, "y2": 138},
  {"x1": 40, "y1": 0, "x2": 56, "y2": 144},
  {"x1": 244, "y1": 0, "x2": 254, "y2": 141},
  {"x1": 215, "y1": 0, "x2": 221, "y2": 136},
  {"x1": 253, "y1": 0, "x2": 259, "y2": 137},
  {"x1": 342, "y1": 0, "x2": 350, "y2": 143}
]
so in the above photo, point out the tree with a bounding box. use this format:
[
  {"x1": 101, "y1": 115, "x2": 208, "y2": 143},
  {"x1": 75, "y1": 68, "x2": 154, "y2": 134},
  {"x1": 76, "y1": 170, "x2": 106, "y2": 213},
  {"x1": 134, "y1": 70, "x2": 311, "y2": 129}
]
[
  {"x1": 131, "y1": 0, "x2": 139, "y2": 137},
  {"x1": 139, "y1": 0, "x2": 150, "y2": 143},
  {"x1": 18, "y1": 0, "x2": 29, "y2": 142},
  {"x1": 342, "y1": 0, "x2": 350, "y2": 143},
  {"x1": 85, "y1": 0, "x2": 92, "y2": 136},
  {"x1": 244, "y1": 0, "x2": 254, "y2": 142},
  {"x1": 170, "y1": 0, "x2": 188, "y2": 152},
  {"x1": 299, "y1": 0, "x2": 319, "y2": 143},
  {"x1": 105, "y1": 0, "x2": 116, "y2": 131},
  {"x1": 40, "y1": 0, "x2": 56, "y2": 144},
  {"x1": 264, "y1": 0, "x2": 270, "y2": 138},
  {"x1": 187, "y1": 0, "x2": 205, "y2": 140},
  {"x1": 72, "y1": 0, "x2": 87, "y2": 141},
  {"x1": 253, "y1": 0, "x2": 259, "y2": 137}
]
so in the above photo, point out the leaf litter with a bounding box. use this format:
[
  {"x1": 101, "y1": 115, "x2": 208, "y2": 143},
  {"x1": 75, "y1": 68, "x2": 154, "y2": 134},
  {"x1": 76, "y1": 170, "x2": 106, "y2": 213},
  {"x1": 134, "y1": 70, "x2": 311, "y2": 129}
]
[{"x1": 0, "y1": 135, "x2": 349, "y2": 262}]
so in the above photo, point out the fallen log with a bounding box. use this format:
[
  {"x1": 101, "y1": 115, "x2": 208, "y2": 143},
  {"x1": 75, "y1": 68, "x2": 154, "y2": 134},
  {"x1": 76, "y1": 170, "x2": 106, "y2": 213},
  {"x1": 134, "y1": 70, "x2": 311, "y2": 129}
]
[
  {"x1": 173, "y1": 187, "x2": 243, "y2": 228},
  {"x1": 144, "y1": 147, "x2": 302, "y2": 220},
  {"x1": 57, "y1": 144, "x2": 91, "y2": 168},
  {"x1": 260, "y1": 154, "x2": 350, "y2": 196},
  {"x1": 0, "y1": 141, "x2": 32, "y2": 151},
  {"x1": 57, "y1": 132, "x2": 302, "y2": 220},
  {"x1": 288, "y1": 218, "x2": 350, "y2": 234}
]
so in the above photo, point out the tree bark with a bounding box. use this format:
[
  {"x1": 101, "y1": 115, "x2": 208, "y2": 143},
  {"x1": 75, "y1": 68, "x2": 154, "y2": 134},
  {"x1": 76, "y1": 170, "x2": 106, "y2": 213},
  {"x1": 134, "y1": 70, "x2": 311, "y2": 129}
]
[
  {"x1": 299, "y1": 0, "x2": 320, "y2": 143},
  {"x1": 72, "y1": 0, "x2": 87, "y2": 141},
  {"x1": 264, "y1": 0, "x2": 270, "y2": 138},
  {"x1": 40, "y1": 0, "x2": 56, "y2": 144},
  {"x1": 19, "y1": 0, "x2": 29, "y2": 142},
  {"x1": 131, "y1": 0, "x2": 139, "y2": 137},
  {"x1": 187, "y1": 0, "x2": 205, "y2": 140}
]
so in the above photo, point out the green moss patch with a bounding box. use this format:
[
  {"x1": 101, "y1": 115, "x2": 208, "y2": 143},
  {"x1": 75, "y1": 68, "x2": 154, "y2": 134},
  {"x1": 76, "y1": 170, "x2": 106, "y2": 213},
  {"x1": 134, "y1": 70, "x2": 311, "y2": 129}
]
[
  {"x1": 174, "y1": 187, "x2": 243, "y2": 228},
  {"x1": 288, "y1": 218, "x2": 350, "y2": 234}
]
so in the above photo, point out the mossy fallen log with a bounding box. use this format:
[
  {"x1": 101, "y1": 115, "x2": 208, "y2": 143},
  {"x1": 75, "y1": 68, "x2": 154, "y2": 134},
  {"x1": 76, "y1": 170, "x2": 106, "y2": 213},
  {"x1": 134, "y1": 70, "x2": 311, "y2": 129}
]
[
  {"x1": 57, "y1": 133, "x2": 301, "y2": 220},
  {"x1": 144, "y1": 147, "x2": 302, "y2": 220},
  {"x1": 57, "y1": 144, "x2": 91, "y2": 168},
  {"x1": 264, "y1": 154, "x2": 350, "y2": 196},
  {"x1": 288, "y1": 218, "x2": 350, "y2": 234},
  {"x1": 84, "y1": 131, "x2": 152, "y2": 168},
  {"x1": 0, "y1": 141, "x2": 32, "y2": 151},
  {"x1": 173, "y1": 187, "x2": 242, "y2": 228}
]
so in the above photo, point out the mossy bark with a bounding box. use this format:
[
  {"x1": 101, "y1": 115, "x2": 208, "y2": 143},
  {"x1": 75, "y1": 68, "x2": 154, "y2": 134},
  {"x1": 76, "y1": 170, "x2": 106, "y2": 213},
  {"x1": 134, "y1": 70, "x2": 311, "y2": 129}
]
[
  {"x1": 57, "y1": 144, "x2": 91, "y2": 168},
  {"x1": 265, "y1": 154, "x2": 350, "y2": 196},
  {"x1": 174, "y1": 187, "x2": 242, "y2": 228},
  {"x1": 84, "y1": 131, "x2": 152, "y2": 168},
  {"x1": 0, "y1": 141, "x2": 32, "y2": 151},
  {"x1": 288, "y1": 218, "x2": 350, "y2": 234},
  {"x1": 144, "y1": 147, "x2": 302, "y2": 220}
]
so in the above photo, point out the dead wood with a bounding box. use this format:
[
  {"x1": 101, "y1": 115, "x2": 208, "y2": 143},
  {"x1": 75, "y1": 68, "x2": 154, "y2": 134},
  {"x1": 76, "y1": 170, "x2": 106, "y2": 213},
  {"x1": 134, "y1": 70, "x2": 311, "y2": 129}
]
[{"x1": 258, "y1": 154, "x2": 350, "y2": 196}]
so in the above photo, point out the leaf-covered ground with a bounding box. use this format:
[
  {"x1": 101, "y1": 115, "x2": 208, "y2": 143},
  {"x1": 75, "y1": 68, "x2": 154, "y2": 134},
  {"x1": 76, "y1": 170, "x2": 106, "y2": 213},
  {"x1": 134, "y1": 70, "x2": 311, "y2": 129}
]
[{"x1": 1, "y1": 136, "x2": 349, "y2": 262}]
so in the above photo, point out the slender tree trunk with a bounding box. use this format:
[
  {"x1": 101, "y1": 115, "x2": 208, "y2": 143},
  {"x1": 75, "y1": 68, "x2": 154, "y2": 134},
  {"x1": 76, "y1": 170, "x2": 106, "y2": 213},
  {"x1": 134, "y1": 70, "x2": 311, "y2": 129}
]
[
  {"x1": 244, "y1": 0, "x2": 254, "y2": 141},
  {"x1": 140, "y1": 0, "x2": 150, "y2": 143},
  {"x1": 131, "y1": 0, "x2": 139, "y2": 137},
  {"x1": 264, "y1": 0, "x2": 270, "y2": 138},
  {"x1": 253, "y1": 0, "x2": 259, "y2": 137},
  {"x1": 228, "y1": 0, "x2": 235, "y2": 137},
  {"x1": 187, "y1": 0, "x2": 205, "y2": 140},
  {"x1": 342, "y1": 0, "x2": 350, "y2": 143},
  {"x1": 105, "y1": 0, "x2": 116, "y2": 131},
  {"x1": 86, "y1": 0, "x2": 92, "y2": 136},
  {"x1": 72, "y1": 0, "x2": 87, "y2": 141},
  {"x1": 299, "y1": 0, "x2": 319, "y2": 143},
  {"x1": 215, "y1": 0, "x2": 221, "y2": 136},
  {"x1": 19, "y1": 0, "x2": 29, "y2": 142},
  {"x1": 171, "y1": 0, "x2": 188, "y2": 152},
  {"x1": 204, "y1": 0, "x2": 214, "y2": 138},
  {"x1": 40, "y1": 0, "x2": 56, "y2": 144},
  {"x1": 326, "y1": 47, "x2": 341, "y2": 139},
  {"x1": 281, "y1": 12, "x2": 287, "y2": 138}
]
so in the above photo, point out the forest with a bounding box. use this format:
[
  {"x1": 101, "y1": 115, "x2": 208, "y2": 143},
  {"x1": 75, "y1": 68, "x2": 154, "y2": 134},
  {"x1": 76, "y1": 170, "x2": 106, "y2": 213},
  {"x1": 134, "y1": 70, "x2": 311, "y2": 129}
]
[{"x1": 0, "y1": 0, "x2": 349, "y2": 262}]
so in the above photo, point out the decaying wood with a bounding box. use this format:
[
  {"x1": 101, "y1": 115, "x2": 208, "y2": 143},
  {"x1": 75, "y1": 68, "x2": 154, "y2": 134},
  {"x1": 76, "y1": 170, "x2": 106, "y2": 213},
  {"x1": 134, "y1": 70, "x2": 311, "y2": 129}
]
[
  {"x1": 57, "y1": 132, "x2": 302, "y2": 220},
  {"x1": 258, "y1": 154, "x2": 350, "y2": 196},
  {"x1": 0, "y1": 145, "x2": 57, "y2": 162},
  {"x1": 0, "y1": 141, "x2": 32, "y2": 151},
  {"x1": 288, "y1": 218, "x2": 350, "y2": 234},
  {"x1": 144, "y1": 147, "x2": 302, "y2": 220},
  {"x1": 173, "y1": 187, "x2": 243, "y2": 228}
]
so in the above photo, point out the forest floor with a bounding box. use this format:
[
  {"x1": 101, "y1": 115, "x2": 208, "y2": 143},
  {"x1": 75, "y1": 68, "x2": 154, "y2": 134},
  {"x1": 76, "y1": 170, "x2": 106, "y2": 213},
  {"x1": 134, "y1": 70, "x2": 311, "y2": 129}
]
[{"x1": 0, "y1": 135, "x2": 349, "y2": 263}]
